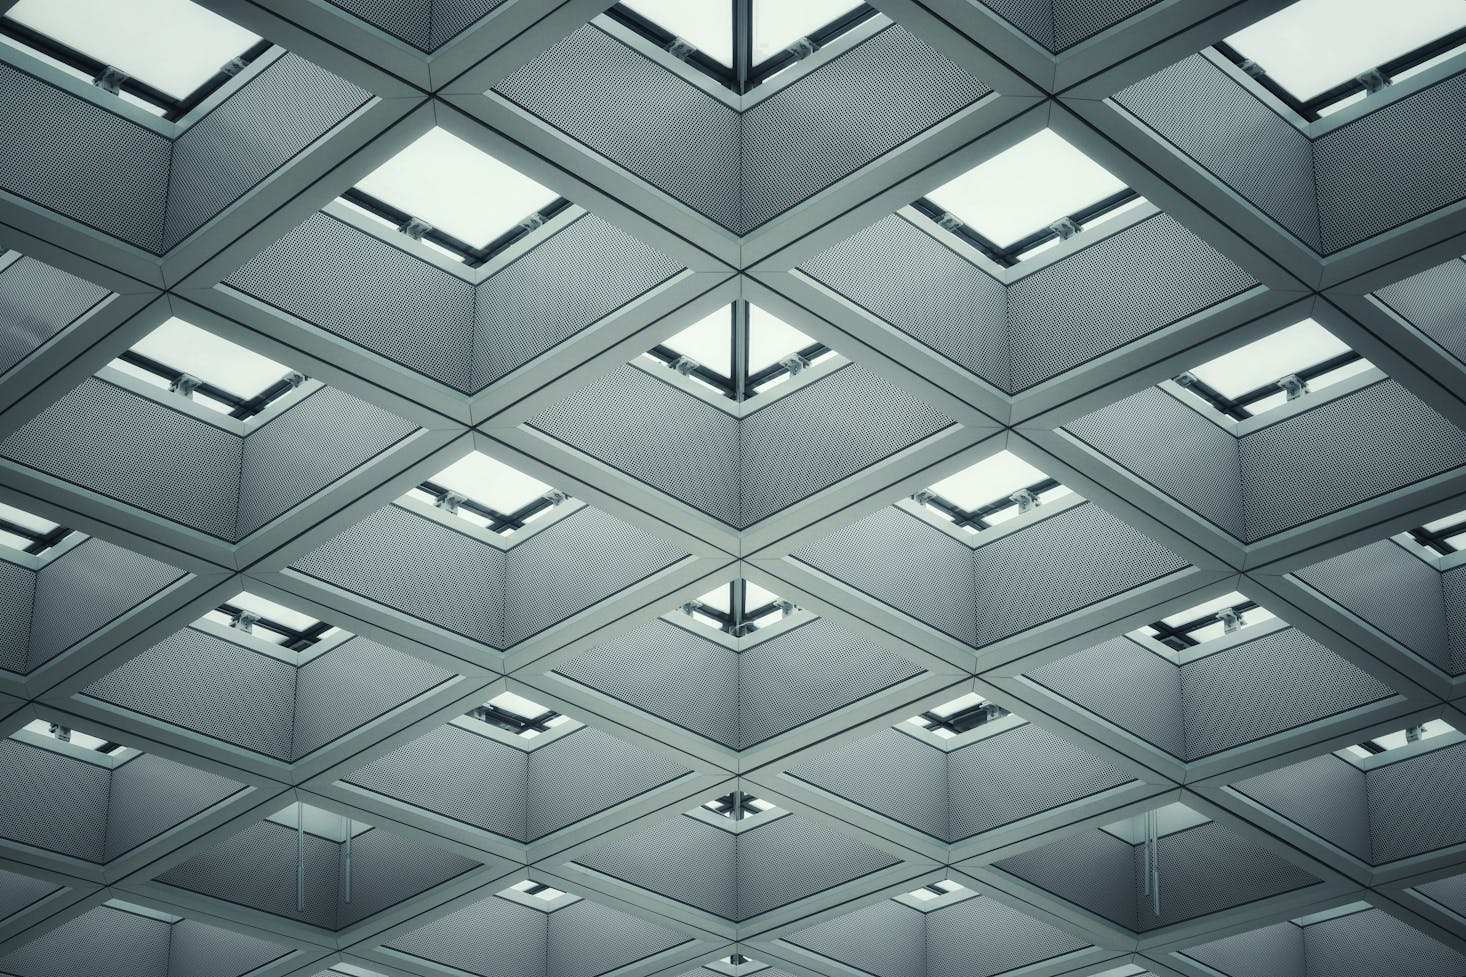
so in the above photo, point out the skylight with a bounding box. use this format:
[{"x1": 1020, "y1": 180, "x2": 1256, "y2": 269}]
[
  {"x1": 1343, "y1": 719, "x2": 1455, "y2": 759},
  {"x1": 353, "y1": 128, "x2": 560, "y2": 250},
  {"x1": 620, "y1": 0, "x2": 734, "y2": 66},
  {"x1": 510, "y1": 880, "x2": 568, "y2": 901},
  {"x1": 1226, "y1": 0, "x2": 1466, "y2": 101},
  {"x1": 0, "y1": 501, "x2": 67, "y2": 554},
  {"x1": 203, "y1": 592, "x2": 334, "y2": 649},
  {"x1": 752, "y1": 0, "x2": 864, "y2": 63},
  {"x1": 1180, "y1": 319, "x2": 1374, "y2": 419},
  {"x1": 110, "y1": 318, "x2": 296, "y2": 415},
  {"x1": 417, "y1": 451, "x2": 557, "y2": 532},
  {"x1": 920, "y1": 451, "x2": 1069, "y2": 532},
  {"x1": 6, "y1": 0, "x2": 260, "y2": 101},
  {"x1": 701, "y1": 790, "x2": 775, "y2": 821},
  {"x1": 1142, "y1": 592, "x2": 1274, "y2": 650},
  {"x1": 470, "y1": 692, "x2": 569, "y2": 739},
  {"x1": 681, "y1": 579, "x2": 790, "y2": 635},
  {"x1": 924, "y1": 130, "x2": 1131, "y2": 251},
  {"x1": 1410, "y1": 509, "x2": 1466, "y2": 554},
  {"x1": 21, "y1": 719, "x2": 119, "y2": 753},
  {"x1": 663, "y1": 307, "x2": 733, "y2": 380},
  {"x1": 907, "y1": 692, "x2": 1009, "y2": 739},
  {"x1": 747, "y1": 304, "x2": 818, "y2": 376}
]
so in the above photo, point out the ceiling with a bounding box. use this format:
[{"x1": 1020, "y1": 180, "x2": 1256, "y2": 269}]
[{"x1": 0, "y1": 2, "x2": 1464, "y2": 977}]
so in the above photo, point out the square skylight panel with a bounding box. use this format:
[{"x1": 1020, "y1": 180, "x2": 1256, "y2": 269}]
[
  {"x1": 926, "y1": 451, "x2": 1063, "y2": 514},
  {"x1": 621, "y1": 0, "x2": 734, "y2": 66},
  {"x1": 7, "y1": 0, "x2": 260, "y2": 100},
  {"x1": 0, "y1": 502, "x2": 61, "y2": 552},
  {"x1": 663, "y1": 307, "x2": 733, "y2": 378},
  {"x1": 752, "y1": 0, "x2": 864, "y2": 63},
  {"x1": 925, "y1": 130, "x2": 1129, "y2": 248},
  {"x1": 1226, "y1": 0, "x2": 1466, "y2": 101},
  {"x1": 748, "y1": 304, "x2": 818, "y2": 374},
  {"x1": 116, "y1": 318, "x2": 293, "y2": 406},
  {"x1": 354, "y1": 128, "x2": 560, "y2": 248},
  {"x1": 429, "y1": 451, "x2": 553, "y2": 516},
  {"x1": 1186, "y1": 319, "x2": 1370, "y2": 409}
]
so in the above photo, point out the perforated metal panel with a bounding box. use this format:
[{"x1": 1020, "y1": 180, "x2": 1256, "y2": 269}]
[
  {"x1": 973, "y1": 502, "x2": 1187, "y2": 646},
  {"x1": 994, "y1": 828, "x2": 1140, "y2": 930},
  {"x1": 1239, "y1": 380, "x2": 1466, "y2": 541},
  {"x1": 793, "y1": 507, "x2": 979, "y2": 645},
  {"x1": 1303, "y1": 909, "x2": 1466, "y2": 977},
  {"x1": 1314, "y1": 72, "x2": 1466, "y2": 254},
  {"x1": 473, "y1": 215, "x2": 683, "y2": 389},
  {"x1": 0, "y1": 739, "x2": 110, "y2": 860},
  {"x1": 163, "y1": 55, "x2": 369, "y2": 249},
  {"x1": 0, "y1": 868, "x2": 61, "y2": 923},
  {"x1": 1066, "y1": 386, "x2": 1246, "y2": 538},
  {"x1": 1050, "y1": 0, "x2": 1163, "y2": 50},
  {"x1": 574, "y1": 816, "x2": 739, "y2": 919},
  {"x1": 1116, "y1": 55, "x2": 1321, "y2": 249},
  {"x1": 1026, "y1": 635, "x2": 1187, "y2": 757},
  {"x1": 1180, "y1": 628, "x2": 1393, "y2": 759},
  {"x1": 734, "y1": 814, "x2": 901, "y2": 919},
  {"x1": 545, "y1": 900, "x2": 691, "y2": 977},
  {"x1": 1232, "y1": 753, "x2": 1372, "y2": 862},
  {"x1": 1373, "y1": 256, "x2": 1466, "y2": 365},
  {"x1": 495, "y1": 26, "x2": 742, "y2": 231},
  {"x1": 293, "y1": 504, "x2": 507, "y2": 648},
  {"x1": 27, "y1": 537, "x2": 185, "y2": 670},
  {"x1": 502, "y1": 505, "x2": 687, "y2": 646},
  {"x1": 0, "y1": 905, "x2": 172, "y2": 977},
  {"x1": 1007, "y1": 214, "x2": 1255, "y2": 391},
  {"x1": 0, "y1": 256, "x2": 109, "y2": 377},
  {"x1": 924, "y1": 895, "x2": 1092, "y2": 977},
  {"x1": 740, "y1": 25, "x2": 989, "y2": 231},
  {"x1": 783, "y1": 899, "x2": 928, "y2": 977},
  {"x1": 0, "y1": 560, "x2": 35, "y2": 675},
  {"x1": 531, "y1": 367, "x2": 741, "y2": 525},
  {"x1": 787, "y1": 728, "x2": 952, "y2": 839},
  {"x1": 84, "y1": 627, "x2": 298, "y2": 760},
  {"x1": 104, "y1": 751, "x2": 244, "y2": 861},
  {"x1": 800, "y1": 215, "x2": 1011, "y2": 391},
  {"x1": 2, "y1": 378, "x2": 244, "y2": 539},
  {"x1": 228, "y1": 213, "x2": 479, "y2": 392},
  {"x1": 0, "y1": 64, "x2": 170, "y2": 252},
  {"x1": 1182, "y1": 920, "x2": 1305, "y2": 977},
  {"x1": 386, "y1": 894, "x2": 548, "y2": 977},
  {"x1": 1367, "y1": 741, "x2": 1466, "y2": 863},
  {"x1": 740, "y1": 365, "x2": 954, "y2": 527},
  {"x1": 526, "y1": 726, "x2": 690, "y2": 840}
]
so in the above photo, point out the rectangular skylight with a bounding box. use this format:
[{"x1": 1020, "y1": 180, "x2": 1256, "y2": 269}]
[
  {"x1": 113, "y1": 318, "x2": 294, "y2": 411},
  {"x1": 1343, "y1": 719, "x2": 1455, "y2": 759},
  {"x1": 1184, "y1": 319, "x2": 1372, "y2": 417},
  {"x1": 925, "y1": 130, "x2": 1130, "y2": 249},
  {"x1": 1226, "y1": 0, "x2": 1466, "y2": 101},
  {"x1": 662, "y1": 307, "x2": 733, "y2": 379},
  {"x1": 747, "y1": 304, "x2": 819, "y2": 374},
  {"x1": 428, "y1": 451, "x2": 553, "y2": 518},
  {"x1": 925, "y1": 451, "x2": 1065, "y2": 516},
  {"x1": 229, "y1": 593, "x2": 322, "y2": 634},
  {"x1": 7, "y1": 0, "x2": 260, "y2": 100},
  {"x1": 22, "y1": 719, "x2": 116, "y2": 753},
  {"x1": 354, "y1": 128, "x2": 560, "y2": 249},
  {"x1": 621, "y1": 0, "x2": 734, "y2": 66},
  {"x1": 752, "y1": 0, "x2": 863, "y2": 63},
  {"x1": 0, "y1": 501, "x2": 62, "y2": 553}
]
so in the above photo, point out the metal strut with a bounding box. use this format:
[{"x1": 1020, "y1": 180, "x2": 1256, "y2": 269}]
[
  {"x1": 296, "y1": 802, "x2": 305, "y2": 912},
  {"x1": 1141, "y1": 809, "x2": 1160, "y2": 917}
]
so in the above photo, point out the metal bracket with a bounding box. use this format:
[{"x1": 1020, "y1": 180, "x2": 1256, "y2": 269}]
[
  {"x1": 1238, "y1": 59, "x2": 1265, "y2": 80},
  {"x1": 231, "y1": 611, "x2": 259, "y2": 633},
  {"x1": 518, "y1": 212, "x2": 547, "y2": 234},
  {"x1": 778, "y1": 352, "x2": 810, "y2": 375},
  {"x1": 220, "y1": 56, "x2": 249, "y2": 77},
  {"x1": 435, "y1": 491, "x2": 467, "y2": 515},
  {"x1": 937, "y1": 212, "x2": 964, "y2": 232},
  {"x1": 400, "y1": 217, "x2": 433, "y2": 241},
  {"x1": 1047, "y1": 216, "x2": 1080, "y2": 240},
  {"x1": 1009, "y1": 488, "x2": 1038, "y2": 513},
  {"x1": 668, "y1": 37, "x2": 697, "y2": 60},
  {"x1": 49, "y1": 724, "x2": 70, "y2": 743},
  {"x1": 912, "y1": 490, "x2": 936, "y2": 505},
  {"x1": 785, "y1": 37, "x2": 816, "y2": 60},
  {"x1": 1276, "y1": 374, "x2": 1308, "y2": 401},
  {"x1": 1355, "y1": 67, "x2": 1390, "y2": 93},
  {"x1": 673, "y1": 355, "x2": 701, "y2": 377},
  {"x1": 93, "y1": 65, "x2": 128, "y2": 93},
  {"x1": 1218, "y1": 607, "x2": 1243, "y2": 634},
  {"x1": 169, "y1": 373, "x2": 202, "y2": 399},
  {"x1": 284, "y1": 371, "x2": 307, "y2": 389},
  {"x1": 542, "y1": 490, "x2": 569, "y2": 506}
]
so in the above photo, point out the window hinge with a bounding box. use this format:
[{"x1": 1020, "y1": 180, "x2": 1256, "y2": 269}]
[
  {"x1": 93, "y1": 65, "x2": 128, "y2": 94},
  {"x1": 220, "y1": 55, "x2": 249, "y2": 77},
  {"x1": 1219, "y1": 606, "x2": 1244, "y2": 633},
  {"x1": 785, "y1": 37, "x2": 816, "y2": 60},
  {"x1": 778, "y1": 352, "x2": 810, "y2": 375},
  {"x1": 400, "y1": 217, "x2": 433, "y2": 241},
  {"x1": 668, "y1": 37, "x2": 697, "y2": 60},
  {"x1": 435, "y1": 491, "x2": 467, "y2": 515},
  {"x1": 231, "y1": 611, "x2": 259, "y2": 633},
  {"x1": 1277, "y1": 374, "x2": 1308, "y2": 401},
  {"x1": 1355, "y1": 67, "x2": 1390, "y2": 94},
  {"x1": 169, "y1": 373, "x2": 202, "y2": 399},
  {"x1": 1047, "y1": 216, "x2": 1080, "y2": 240},
  {"x1": 1009, "y1": 488, "x2": 1039, "y2": 513},
  {"x1": 673, "y1": 355, "x2": 701, "y2": 376}
]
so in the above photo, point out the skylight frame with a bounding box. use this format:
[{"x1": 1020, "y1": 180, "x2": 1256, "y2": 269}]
[
  {"x1": 0, "y1": 502, "x2": 71, "y2": 556},
  {"x1": 339, "y1": 187, "x2": 571, "y2": 270},
  {"x1": 680, "y1": 579, "x2": 790, "y2": 636},
  {"x1": 649, "y1": 301, "x2": 832, "y2": 402},
  {"x1": 604, "y1": 0, "x2": 878, "y2": 94},
  {"x1": 0, "y1": 2, "x2": 271, "y2": 120},
  {"x1": 110, "y1": 319, "x2": 303, "y2": 420},
  {"x1": 1175, "y1": 321, "x2": 1371, "y2": 421},
  {"x1": 412, "y1": 452, "x2": 566, "y2": 538},
  {"x1": 1408, "y1": 511, "x2": 1466, "y2": 555},
  {"x1": 208, "y1": 596, "x2": 334, "y2": 651},
  {"x1": 1216, "y1": 0, "x2": 1466, "y2": 121},
  {"x1": 916, "y1": 453, "x2": 1067, "y2": 534},
  {"x1": 1142, "y1": 598, "x2": 1263, "y2": 651}
]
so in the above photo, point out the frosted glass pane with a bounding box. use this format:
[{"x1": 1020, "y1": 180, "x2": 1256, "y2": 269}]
[
  {"x1": 129, "y1": 318, "x2": 291, "y2": 399},
  {"x1": 753, "y1": 0, "x2": 862, "y2": 63},
  {"x1": 928, "y1": 451, "x2": 1050, "y2": 511},
  {"x1": 432, "y1": 452, "x2": 552, "y2": 514},
  {"x1": 622, "y1": 0, "x2": 734, "y2": 66},
  {"x1": 9, "y1": 0, "x2": 259, "y2": 100},
  {"x1": 926, "y1": 130, "x2": 1128, "y2": 248},
  {"x1": 664, "y1": 307, "x2": 733, "y2": 377},
  {"x1": 1227, "y1": 0, "x2": 1466, "y2": 100},
  {"x1": 356, "y1": 128, "x2": 559, "y2": 248},
  {"x1": 1189, "y1": 319, "x2": 1351, "y2": 399}
]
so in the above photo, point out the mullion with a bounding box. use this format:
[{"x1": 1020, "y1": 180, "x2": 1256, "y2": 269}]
[
  {"x1": 418, "y1": 480, "x2": 553, "y2": 534},
  {"x1": 733, "y1": 0, "x2": 752, "y2": 92},
  {"x1": 0, "y1": 516, "x2": 71, "y2": 555},
  {"x1": 471, "y1": 703, "x2": 561, "y2": 734},
  {"x1": 1178, "y1": 350, "x2": 1366, "y2": 420},
  {"x1": 1410, "y1": 519, "x2": 1466, "y2": 555},
  {"x1": 216, "y1": 602, "x2": 329, "y2": 649},
  {"x1": 748, "y1": 5, "x2": 879, "y2": 86},
  {"x1": 1145, "y1": 599, "x2": 1260, "y2": 649},
  {"x1": 117, "y1": 349, "x2": 297, "y2": 420},
  {"x1": 602, "y1": 5, "x2": 738, "y2": 88}
]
